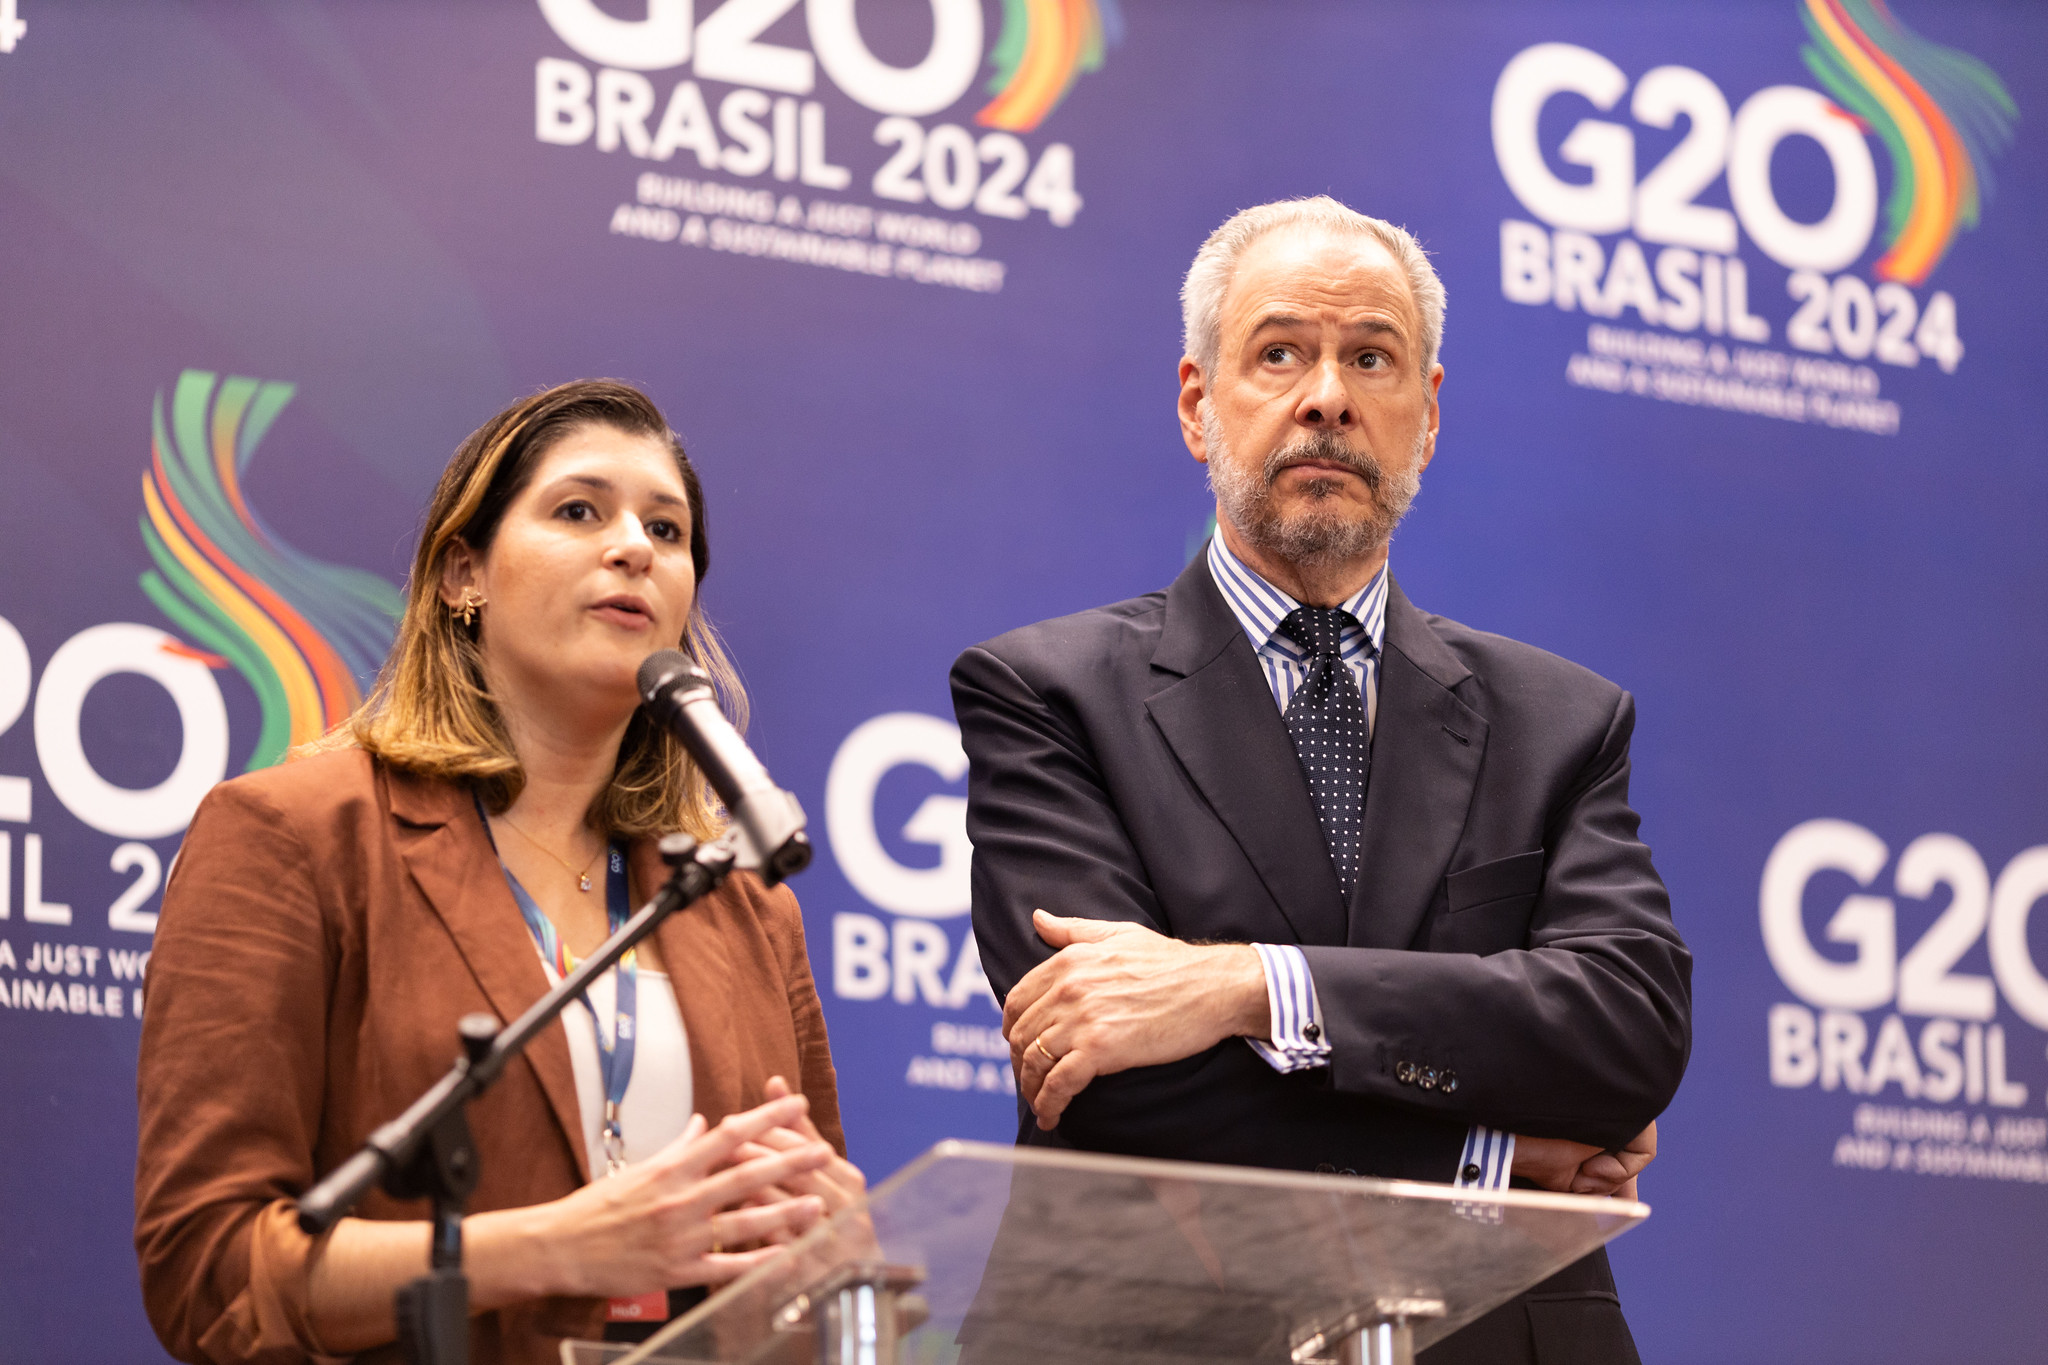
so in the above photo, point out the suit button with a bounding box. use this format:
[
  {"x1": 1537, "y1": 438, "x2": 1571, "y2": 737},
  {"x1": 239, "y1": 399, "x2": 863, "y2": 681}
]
[
  {"x1": 1303, "y1": 1021, "x2": 1321, "y2": 1042},
  {"x1": 1419, "y1": 1067, "x2": 1439, "y2": 1090},
  {"x1": 1461, "y1": 1163, "x2": 1483, "y2": 1183},
  {"x1": 1339, "y1": 1167, "x2": 1358, "y2": 1177},
  {"x1": 1315, "y1": 1163, "x2": 1338, "y2": 1174},
  {"x1": 1395, "y1": 1061, "x2": 1417, "y2": 1085},
  {"x1": 1440, "y1": 1071, "x2": 1458, "y2": 1094}
]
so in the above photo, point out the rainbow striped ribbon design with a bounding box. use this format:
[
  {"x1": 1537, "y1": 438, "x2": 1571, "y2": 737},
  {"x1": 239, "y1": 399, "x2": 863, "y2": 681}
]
[
  {"x1": 976, "y1": 0, "x2": 1124, "y2": 133},
  {"x1": 1799, "y1": 0, "x2": 2016, "y2": 285},
  {"x1": 138, "y1": 370, "x2": 401, "y2": 771}
]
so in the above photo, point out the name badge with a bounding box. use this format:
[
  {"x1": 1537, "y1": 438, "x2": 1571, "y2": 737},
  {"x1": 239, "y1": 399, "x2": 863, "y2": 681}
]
[{"x1": 606, "y1": 1291, "x2": 669, "y2": 1323}]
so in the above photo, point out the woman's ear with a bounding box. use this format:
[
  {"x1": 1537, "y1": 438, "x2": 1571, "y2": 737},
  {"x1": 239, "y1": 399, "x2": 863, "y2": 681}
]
[{"x1": 437, "y1": 540, "x2": 480, "y2": 608}]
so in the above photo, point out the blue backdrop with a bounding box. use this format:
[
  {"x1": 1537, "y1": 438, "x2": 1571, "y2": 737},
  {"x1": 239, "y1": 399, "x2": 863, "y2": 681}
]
[{"x1": 1, "y1": 2, "x2": 2043, "y2": 1360}]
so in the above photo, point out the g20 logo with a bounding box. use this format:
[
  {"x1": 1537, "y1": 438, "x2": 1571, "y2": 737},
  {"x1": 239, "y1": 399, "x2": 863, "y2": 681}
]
[
  {"x1": 825, "y1": 711, "x2": 969, "y2": 919},
  {"x1": 1495, "y1": 44, "x2": 1877, "y2": 275},
  {"x1": 1761, "y1": 819, "x2": 2048, "y2": 1029},
  {"x1": 1761, "y1": 819, "x2": 2048, "y2": 1108},
  {"x1": 0, "y1": 616, "x2": 228, "y2": 932},
  {"x1": 1492, "y1": 8, "x2": 2014, "y2": 372},
  {"x1": 539, "y1": 0, "x2": 984, "y2": 117},
  {"x1": 821, "y1": 712, "x2": 991, "y2": 1014},
  {"x1": 533, "y1": 0, "x2": 1114, "y2": 227}
]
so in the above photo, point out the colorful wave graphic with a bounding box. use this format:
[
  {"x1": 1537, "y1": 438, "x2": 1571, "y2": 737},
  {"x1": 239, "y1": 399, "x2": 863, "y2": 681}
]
[
  {"x1": 138, "y1": 370, "x2": 401, "y2": 770},
  {"x1": 1799, "y1": 0, "x2": 2017, "y2": 285},
  {"x1": 975, "y1": 0, "x2": 1123, "y2": 132}
]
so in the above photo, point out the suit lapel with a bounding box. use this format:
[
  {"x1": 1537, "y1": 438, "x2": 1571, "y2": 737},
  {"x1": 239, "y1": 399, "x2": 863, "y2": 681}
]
[
  {"x1": 1351, "y1": 580, "x2": 1489, "y2": 949},
  {"x1": 1145, "y1": 552, "x2": 1348, "y2": 947},
  {"x1": 385, "y1": 771, "x2": 591, "y2": 1183}
]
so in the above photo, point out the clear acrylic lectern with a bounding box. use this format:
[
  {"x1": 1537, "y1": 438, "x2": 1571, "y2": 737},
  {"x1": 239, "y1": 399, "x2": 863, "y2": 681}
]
[{"x1": 563, "y1": 1140, "x2": 1646, "y2": 1365}]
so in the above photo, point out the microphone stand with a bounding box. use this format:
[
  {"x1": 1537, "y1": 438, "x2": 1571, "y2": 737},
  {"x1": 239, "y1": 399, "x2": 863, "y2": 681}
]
[{"x1": 295, "y1": 823, "x2": 809, "y2": 1365}]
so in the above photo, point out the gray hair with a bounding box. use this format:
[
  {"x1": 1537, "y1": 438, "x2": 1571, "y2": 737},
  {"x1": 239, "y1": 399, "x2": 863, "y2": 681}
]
[{"x1": 1180, "y1": 196, "x2": 1446, "y2": 386}]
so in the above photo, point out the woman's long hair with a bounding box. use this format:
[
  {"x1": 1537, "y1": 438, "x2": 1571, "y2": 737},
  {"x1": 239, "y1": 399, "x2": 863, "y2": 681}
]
[{"x1": 336, "y1": 379, "x2": 745, "y2": 840}]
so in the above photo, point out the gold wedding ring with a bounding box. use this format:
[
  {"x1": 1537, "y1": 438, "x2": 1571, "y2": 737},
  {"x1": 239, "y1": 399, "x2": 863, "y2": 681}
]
[
  {"x1": 710, "y1": 1224, "x2": 723, "y2": 1256},
  {"x1": 1032, "y1": 1037, "x2": 1057, "y2": 1065}
]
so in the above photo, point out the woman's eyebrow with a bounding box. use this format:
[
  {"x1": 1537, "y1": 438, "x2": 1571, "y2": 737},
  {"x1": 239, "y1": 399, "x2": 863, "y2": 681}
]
[{"x1": 547, "y1": 473, "x2": 686, "y2": 508}]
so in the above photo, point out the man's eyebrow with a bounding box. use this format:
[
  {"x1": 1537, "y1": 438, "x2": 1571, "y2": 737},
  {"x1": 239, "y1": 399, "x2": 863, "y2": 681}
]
[
  {"x1": 548, "y1": 472, "x2": 687, "y2": 508},
  {"x1": 1247, "y1": 311, "x2": 1306, "y2": 335},
  {"x1": 1246, "y1": 312, "x2": 1406, "y2": 340}
]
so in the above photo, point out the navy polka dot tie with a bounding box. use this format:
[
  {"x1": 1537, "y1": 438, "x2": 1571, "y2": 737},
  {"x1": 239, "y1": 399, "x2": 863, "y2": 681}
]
[{"x1": 1279, "y1": 606, "x2": 1372, "y2": 898}]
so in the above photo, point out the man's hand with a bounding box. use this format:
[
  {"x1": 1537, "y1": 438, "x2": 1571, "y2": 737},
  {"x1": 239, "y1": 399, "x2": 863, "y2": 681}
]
[
  {"x1": 1511, "y1": 1121, "x2": 1657, "y2": 1201},
  {"x1": 1004, "y1": 910, "x2": 1268, "y2": 1130}
]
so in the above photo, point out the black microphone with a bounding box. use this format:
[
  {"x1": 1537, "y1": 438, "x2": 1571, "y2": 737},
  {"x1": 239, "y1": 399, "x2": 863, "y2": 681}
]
[{"x1": 636, "y1": 650, "x2": 812, "y2": 885}]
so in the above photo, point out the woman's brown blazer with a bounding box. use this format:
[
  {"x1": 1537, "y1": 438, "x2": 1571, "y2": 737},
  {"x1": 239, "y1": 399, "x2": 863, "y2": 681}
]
[{"x1": 134, "y1": 747, "x2": 844, "y2": 1364}]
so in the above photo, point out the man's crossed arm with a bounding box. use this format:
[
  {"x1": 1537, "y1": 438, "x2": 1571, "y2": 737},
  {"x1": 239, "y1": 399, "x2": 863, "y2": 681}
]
[{"x1": 1004, "y1": 910, "x2": 1657, "y2": 1197}]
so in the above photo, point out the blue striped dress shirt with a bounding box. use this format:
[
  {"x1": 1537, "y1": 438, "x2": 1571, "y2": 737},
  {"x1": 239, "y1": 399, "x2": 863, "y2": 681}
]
[{"x1": 1208, "y1": 535, "x2": 1514, "y2": 1192}]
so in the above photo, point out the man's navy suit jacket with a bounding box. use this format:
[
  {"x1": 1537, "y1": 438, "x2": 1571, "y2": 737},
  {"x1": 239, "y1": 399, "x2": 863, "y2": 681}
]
[{"x1": 951, "y1": 550, "x2": 1692, "y2": 1362}]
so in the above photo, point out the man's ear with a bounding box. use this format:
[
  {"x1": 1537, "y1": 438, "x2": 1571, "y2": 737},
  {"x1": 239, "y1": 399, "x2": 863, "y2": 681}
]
[
  {"x1": 437, "y1": 540, "x2": 481, "y2": 609},
  {"x1": 1178, "y1": 357, "x2": 1209, "y2": 464},
  {"x1": 1419, "y1": 362, "x2": 1444, "y2": 471}
]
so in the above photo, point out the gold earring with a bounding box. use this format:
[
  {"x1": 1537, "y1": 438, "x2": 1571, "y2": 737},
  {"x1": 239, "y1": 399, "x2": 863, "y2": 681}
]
[{"x1": 454, "y1": 587, "x2": 486, "y2": 627}]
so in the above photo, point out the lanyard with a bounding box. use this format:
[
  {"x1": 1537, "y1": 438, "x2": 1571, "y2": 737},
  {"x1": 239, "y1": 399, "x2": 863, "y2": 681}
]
[{"x1": 477, "y1": 796, "x2": 637, "y2": 1175}]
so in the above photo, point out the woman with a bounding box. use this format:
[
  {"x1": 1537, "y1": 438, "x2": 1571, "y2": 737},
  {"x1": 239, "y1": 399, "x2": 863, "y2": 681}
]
[{"x1": 135, "y1": 380, "x2": 864, "y2": 1363}]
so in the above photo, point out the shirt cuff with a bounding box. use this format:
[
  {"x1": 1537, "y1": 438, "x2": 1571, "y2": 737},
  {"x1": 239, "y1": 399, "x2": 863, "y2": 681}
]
[
  {"x1": 1454, "y1": 1125, "x2": 1515, "y2": 1190},
  {"x1": 1244, "y1": 943, "x2": 1330, "y2": 1073}
]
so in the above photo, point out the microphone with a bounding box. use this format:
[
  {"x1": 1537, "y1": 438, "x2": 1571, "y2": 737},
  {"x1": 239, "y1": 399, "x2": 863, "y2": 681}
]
[{"x1": 636, "y1": 650, "x2": 812, "y2": 885}]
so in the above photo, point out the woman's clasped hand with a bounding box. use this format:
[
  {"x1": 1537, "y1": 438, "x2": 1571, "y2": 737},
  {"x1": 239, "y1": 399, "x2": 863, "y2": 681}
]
[
  {"x1": 731, "y1": 1075, "x2": 873, "y2": 1219},
  {"x1": 492, "y1": 1090, "x2": 837, "y2": 1300},
  {"x1": 300, "y1": 1090, "x2": 841, "y2": 1354}
]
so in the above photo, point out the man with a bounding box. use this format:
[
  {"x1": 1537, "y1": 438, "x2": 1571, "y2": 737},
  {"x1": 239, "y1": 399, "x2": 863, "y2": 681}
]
[{"x1": 950, "y1": 197, "x2": 1690, "y2": 1364}]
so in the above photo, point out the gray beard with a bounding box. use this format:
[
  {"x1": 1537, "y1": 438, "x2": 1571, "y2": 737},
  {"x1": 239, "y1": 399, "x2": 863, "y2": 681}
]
[{"x1": 1204, "y1": 408, "x2": 1423, "y2": 568}]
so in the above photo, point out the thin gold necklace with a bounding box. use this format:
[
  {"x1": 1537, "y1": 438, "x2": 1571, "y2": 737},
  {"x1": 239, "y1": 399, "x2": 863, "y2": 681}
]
[{"x1": 494, "y1": 814, "x2": 604, "y2": 893}]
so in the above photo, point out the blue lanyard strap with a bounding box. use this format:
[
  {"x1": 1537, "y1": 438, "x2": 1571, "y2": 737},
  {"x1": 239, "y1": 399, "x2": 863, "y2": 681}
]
[{"x1": 476, "y1": 795, "x2": 638, "y2": 1175}]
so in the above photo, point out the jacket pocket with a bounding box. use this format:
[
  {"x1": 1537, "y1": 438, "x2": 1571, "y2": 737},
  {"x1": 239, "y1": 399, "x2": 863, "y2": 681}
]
[
  {"x1": 1430, "y1": 850, "x2": 1544, "y2": 955},
  {"x1": 1444, "y1": 849, "x2": 1545, "y2": 912}
]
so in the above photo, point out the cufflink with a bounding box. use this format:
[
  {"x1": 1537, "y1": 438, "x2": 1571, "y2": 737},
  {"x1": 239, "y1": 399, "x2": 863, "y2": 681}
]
[
  {"x1": 1461, "y1": 1162, "x2": 1483, "y2": 1182},
  {"x1": 1303, "y1": 1021, "x2": 1321, "y2": 1042}
]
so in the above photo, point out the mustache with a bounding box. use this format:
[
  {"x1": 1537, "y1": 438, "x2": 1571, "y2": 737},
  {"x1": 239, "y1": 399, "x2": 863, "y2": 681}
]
[{"x1": 1261, "y1": 432, "x2": 1387, "y2": 493}]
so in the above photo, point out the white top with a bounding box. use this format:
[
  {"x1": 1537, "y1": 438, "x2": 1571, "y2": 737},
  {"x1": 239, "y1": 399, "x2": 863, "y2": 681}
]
[{"x1": 541, "y1": 961, "x2": 694, "y2": 1178}]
